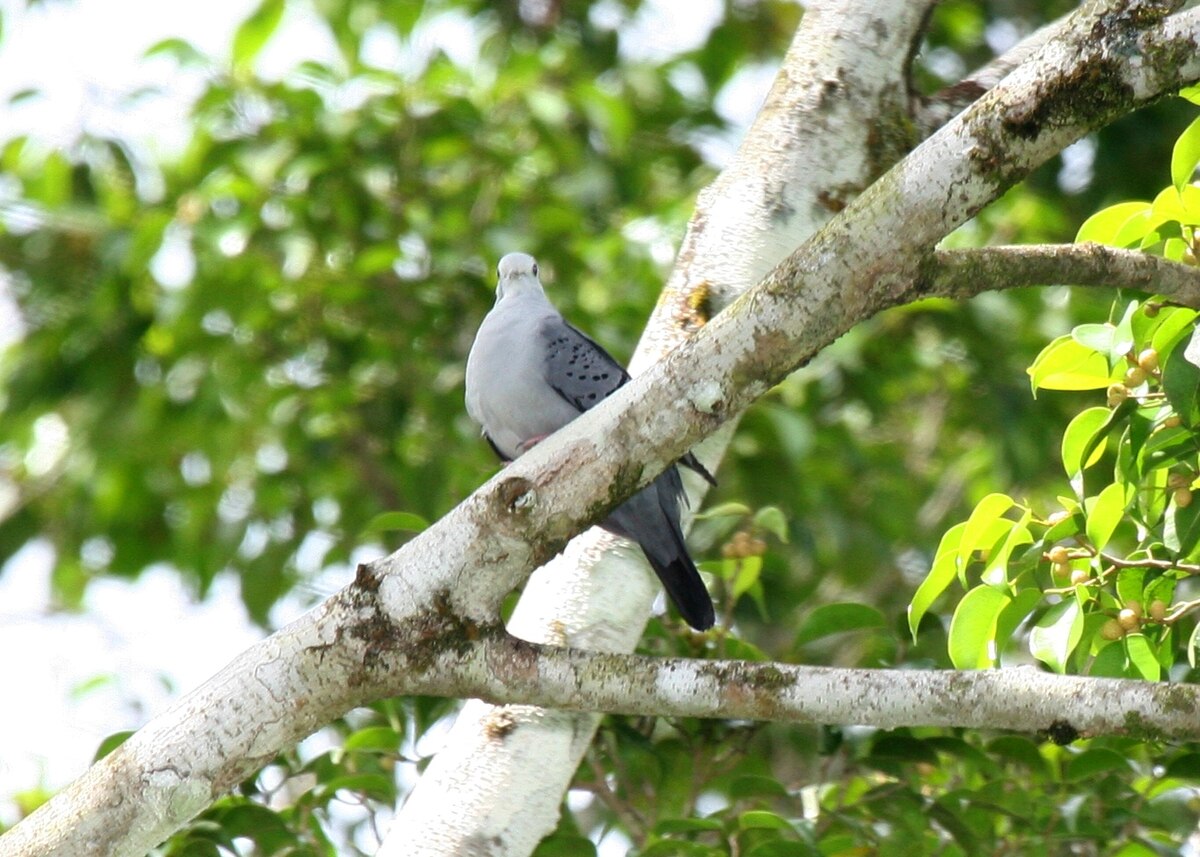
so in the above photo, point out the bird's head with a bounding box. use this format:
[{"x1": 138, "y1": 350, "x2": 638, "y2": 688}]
[{"x1": 495, "y1": 252, "x2": 544, "y2": 301}]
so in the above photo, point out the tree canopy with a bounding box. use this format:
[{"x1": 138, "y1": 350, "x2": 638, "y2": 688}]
[{"x1": 3, "y1": 0, "x2": 1200, "y2": 854}]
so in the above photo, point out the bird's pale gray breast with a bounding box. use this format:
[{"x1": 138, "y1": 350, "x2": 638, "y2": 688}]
[{"x1": 465, "y1": 296, "x2": 580, "y2": 460}]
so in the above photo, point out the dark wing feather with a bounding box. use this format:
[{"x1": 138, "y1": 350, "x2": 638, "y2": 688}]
[
  {"x1": 541, "y1": 316, "x2": 718, "y2": 486},
  {"x1": 680, "y1": 451, "x2": 717, "y2": 487},
  {"x1": 540, "y1": 318, "x2": 630, "y2": 412}
]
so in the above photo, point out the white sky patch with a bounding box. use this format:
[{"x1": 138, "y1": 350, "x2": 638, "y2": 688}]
[
  {"x1": 616, "y1": 0, "x2": 722, "y2": 62},
  {"x1": 0, "y1": 0, "x2": 247, "y2": 151},
  {"x1": 0, "y1": 543, "x2": 261, "y2": 820}
]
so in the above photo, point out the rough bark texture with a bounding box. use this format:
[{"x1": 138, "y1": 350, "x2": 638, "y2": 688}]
[
  {"x1": 3, "y1": 2, "x2": 1200, "y2": 856},
  {"x1": 385, "y1": 1, "x2": 937, "y2": 853}
]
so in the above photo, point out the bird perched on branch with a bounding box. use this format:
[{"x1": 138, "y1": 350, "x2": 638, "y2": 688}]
[{"x1": 464, "y1": 252, "x2": 716, "y2": 630}]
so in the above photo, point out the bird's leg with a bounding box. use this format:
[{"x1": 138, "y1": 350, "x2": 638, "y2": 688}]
[{"x1": 518, "y1": 434, "x2": 549, "y2": 452}]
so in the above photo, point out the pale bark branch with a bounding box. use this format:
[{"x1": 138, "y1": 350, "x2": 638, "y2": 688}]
[
  {"x1": 913, "y1": 15, "x2": 1069, "y2": 136},
  {"x1": 929, "y1": 243, "x2": 1200, "y2": 303},
  {"x1": 427, "y1": 633, "x2": 1200, "y2": 742},
  {"x1": 5, "y1": 3, "x2": 1200, "y2": 857}
]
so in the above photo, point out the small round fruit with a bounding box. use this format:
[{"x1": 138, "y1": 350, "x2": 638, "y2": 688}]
[
  {"x1": 1168, "y1": 472, "x2": 1191, "y2": 490},
  {"x1": 1149, "y1": 600, "x2": 1168, "y2": 622},
  {"x1": 1069, "y1": 568, "x2": 1089, "y2": 586},
  {"x1": 748, "y1": 538, "x2": 767, "y2": 556},
  {"x1": 1118, "y1": 608, "x2": 1141, "y2": 632},
  {"x1": 1137, "y1": 348, "x2": 1159, "y2": 373},
  {"x1": 721, "y1": 542, "x2": 737, "y2": 559},
  {"x1": 1144, "y1": 303, "x2": 1160, "y2": 317},
  {"x1": 1052, "y1": 560, "x2": 1072, "y2": 581},
  {"x1": 1175, "y1": 487, "x2": 1194, "y2": 508},
  {"x1": 1125, "y1": 600, "x2": 1143, "y2": 619},
  {"x1": 1047, "y1": 546, "x2": 1071, "y2": 564},
  {"x1": 1107, "y1": 384, "x2": 1129, "y2": 407},
  {"x1": 1124, "y1": 366, "x2": 1147, "y2": 387},
  {"x1": 1164, "y1": 414, "x2": 1182, "y2": 429},
  {"x1": 1101, "y1": 619, "x2": 1126, "y2": 641}
]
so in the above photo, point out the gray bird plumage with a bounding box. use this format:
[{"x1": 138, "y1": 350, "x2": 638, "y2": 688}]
[{"x1": 465, "y1": 252, "x2": 716, "y2": 630}]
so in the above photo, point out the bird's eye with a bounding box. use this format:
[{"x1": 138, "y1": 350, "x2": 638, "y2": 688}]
[{"x1": 532, "y1": 263, "x2": 539, "y2": 277}]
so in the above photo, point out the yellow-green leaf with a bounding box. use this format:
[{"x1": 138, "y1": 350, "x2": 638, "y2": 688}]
[
  {"x1": 1085, "y1": 483, "x2": 1128, "y2": 553},
  {"x1": 958, "y1": 493, "x2": 1015, "y2": 566},
  {"x1": 1030, "y1": 599, "x2": 1083, "y2": 673},
  {"x1": 949, "y1": 584, "x2": 1011, "y2": 669},
  {"x1": 1061, "y1": 406, "x2": 1111, "y2": 477},
  {"x1": 1172, "y1": 115, "x2": 1200, "y2": 191},
  {"x1": 1028, "y1": 335, "x2": 1115, "y2": 393},
  {"x1": 1075, "y1": 201, "x2": 1150, "y2": 245}
]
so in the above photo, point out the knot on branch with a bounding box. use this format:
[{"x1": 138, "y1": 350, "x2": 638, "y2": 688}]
[{"x1": 496, "y1": 476, "x2": 537, "y2": 516}]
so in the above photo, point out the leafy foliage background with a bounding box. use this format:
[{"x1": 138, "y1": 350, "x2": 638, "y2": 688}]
[{"x1": 3, "y1": 0, "x2": 1200, "y2": 853}]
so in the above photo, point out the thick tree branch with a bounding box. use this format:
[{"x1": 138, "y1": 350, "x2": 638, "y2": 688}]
[
  {"x1": 429, "y1": 634, "x2": 1200, "y2": 741},
  {"x1": 5, "y1": 4, "x2": 1200, "y2": 857},
  {"x1": 930, "y1": 243, "x2": 1200, "y2": 302},
  {"x1": 914, "y1": 15, "x2": 1070, "y2": 136}
]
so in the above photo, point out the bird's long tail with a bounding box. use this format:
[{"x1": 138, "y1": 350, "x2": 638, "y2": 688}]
[{"x1": 643, "y1": 549, "x2": 715, "y2": 631}]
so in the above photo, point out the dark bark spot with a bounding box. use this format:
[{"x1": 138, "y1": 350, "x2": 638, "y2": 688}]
[{"x1": 354, "y1": 562, "x2": 381, "y2": 592}]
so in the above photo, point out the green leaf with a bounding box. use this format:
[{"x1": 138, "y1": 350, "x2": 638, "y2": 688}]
[
  {"x1": 1115, "y1": 567, "x2": 1146, "y2": 608},
  {"x1": 1029, "y1": 599, "x2": 1083, "y2": 673},
  {"x1": 958, "y1": 493, "x2": 1015, "y2": 566},
  {"x1": 343, "y1": 726, "x2": 401, "y2": 753},
  {"x1": 694, "y1": 501, "x2": 751, "y2": 519},
  {"x1": 362, "y1": 510, "x2": 429, "y2": 534},
  {"x1": 1064, "y1": 748, "x2": 1131, "y2": 781},
  {"x1": 1090, "y1": 639, "x2": 1129, "y2": 677},
  {"x1": 144, "y1": 37, "x2": 207, "y2": 66},
  {"x1": 721, "y1": 637, "x2": 770, "y2": 662},
  {"x1": 1075, "y1": 201, "x2": 1151, "y2": 245},
  {"x1": 1171, "y1": 117, "x2": 1200, "y2": 188},
  {"x1": 729, "y1": 775, "x2": 790, "y2": 799},
  {"x1": 212, "y1": 805, "x2": 291, "y2": 847},
  {"x1": 1165, "y1": 497, "x2": 1200, "y2": 560},
  {"x1": 730, "y1": 555, "x2": 763, "y2": 601},
  {"x1": 1071, "y1": 323, "x2": 1118, "y2": 356},
  {"x1": 1085, "y1": 483, "x2": 1128, "y2": 553},
  {"x1": 1125, "y1": 633, "x2": 1161, "y2": 680},
  {"x1": 92, "y1": 731, "x2": 135, "y2": 762},
  {"x1": 533, "y1": 835, "x2": 598, "y2": 857},
  {"x1": 1027, "y1": 335, "x2": 1114, "y2": 393},
  {"x1": 1150, "y1": 184, "x2": 1200, "y2": 228},
  {"x1": 981, "y1": 510, "x2": 1033, "y2": 587},
  {"x1": 994, "y1": 588, "x2": 1043, "y2": 662},
  {"x1": 908, "y1": 522, "x2": 967, "y2": 639},
  {"x1": 1162, "y1": 333, "x2": 1200, "y2": 425},
  {"x1": 1061, "y1": 406, "x2": 1112, "y2": 476},
  {"x1": 1183, "y1": 85, "x2": 1200, "y2": 106},
  {"x1": 654, "y1": 819, "x2": 725, "y2": 835},
  {"x1": 948, "y1": 584, "x2": 1010, "y2": 669},
  {"x1": 794, "y1": 603, "x2": 886, "y2": 646},
  {"x1": 1150, "y1": 308, "x2": 1199, "y2": 358},
  {"x1": 752, "y1": 506, "x2": 789, "y2": 542},
  {"x1": 738, "y1": 810, "x2": 796, "y2": 832},
  {"x1": 232, "y1": 0, "x2": 285, "y2": 71},
  {"x1": 315, "y1": 773, "x2": 396, "y2": 803}
]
